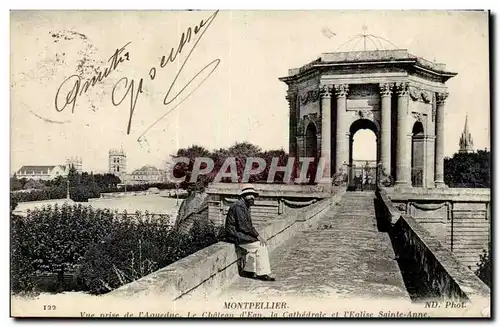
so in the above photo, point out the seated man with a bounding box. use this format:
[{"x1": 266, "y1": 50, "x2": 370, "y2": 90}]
[{"x1": 224, "y1": 184, "x2": 275, "y2": 281}]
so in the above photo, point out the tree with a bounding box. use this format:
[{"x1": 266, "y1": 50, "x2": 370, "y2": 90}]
[
  {"x1": 261, "y1": 149, "x2": 289, "y2": 183},
  {"x1": 10, "y1": 174, "x2": 26, "y2": 191},
  {"x1": 10, "y1": 196, "x2": 18, "y2": 213},
  {"x1": 227, "y1": 142, "x2": 263, "y2": 183},
  {"x1": 67, "y1": 166, "x2": 79, "y2": 186},
  {"x1": 170, "y1": 142, "x2": 290, "y2": 186},
  {"x1": 93, "y1": 173, "x2": 121, "y2": 190},
  {"x1": 171, "y1": 145, "x2": 212, "y2": 188},
  {"x1": 444, "y1": 150, "x2": 490, "y2": 188},
  {"x1": 227, "y1": 142, "x2": 262, "y2": 158},
  {"x1": 23, "y1": 179, "x2": 46, "y2": 190},
  {"x1": 46, "y1": 176, "x2": 66, "y2": 188}
]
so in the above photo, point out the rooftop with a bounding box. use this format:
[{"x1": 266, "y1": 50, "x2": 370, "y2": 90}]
[
  {"x1": 132, "y1": 165, "x2": 162, "y2": 173},
  {"x1": 17, "y1": 165, "x2": 67, "y2": 174},
  {"x1": 284, "y1": 49, "x2": 454, "y2": 79}
]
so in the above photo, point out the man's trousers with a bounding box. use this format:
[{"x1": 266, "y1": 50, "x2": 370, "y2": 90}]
[{"x1": 238, "y1": 241, "x2": 272, "y2": 276}]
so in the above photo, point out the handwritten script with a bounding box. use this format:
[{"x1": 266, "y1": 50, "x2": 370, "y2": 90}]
[
  {"x1": 54, "y1": 10, "x2": 221, "y2": 142},
  {"x1": 54, "y1": 42, "x2": 131, "y2": 113}
]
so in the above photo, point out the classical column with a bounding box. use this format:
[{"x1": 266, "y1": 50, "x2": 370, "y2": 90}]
[
  {"x1": 379, "y1": 83, "x2": 393, "y2": 177},
  {"x1": 434, "y1": 92, "x2": 448, "y2": 187},
  {"x1": 395, "y1": 82, "x2": 410, "y2": 186},
  {"x1": 319, "y1": 85, "x2": 332, "y2": 183},
  {"x1": 426, "y1": 136, "x2": 435, "y2": 187},
  {"x1": 286, "y1": 90, "x2": 298, "y2": 180},
  {"x1": 286, "y1": 91, "x2": 297, "y2": 157},
  {"x1": 334, "y1": 84, "x2": 349, "y2": 174}
]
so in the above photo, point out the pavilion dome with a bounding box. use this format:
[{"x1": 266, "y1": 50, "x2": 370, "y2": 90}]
[{"x1": 335, "y1": 28, "x2": 399, "y2": 52}]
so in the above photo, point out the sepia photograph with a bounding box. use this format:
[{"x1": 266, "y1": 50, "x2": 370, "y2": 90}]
[{"x1": 9, "y1": 8, "x2": 491, "y2": 319}]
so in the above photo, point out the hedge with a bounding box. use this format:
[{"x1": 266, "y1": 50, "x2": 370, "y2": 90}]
[
  {"x1": 11, "y1": 186, "x2": 104, "y2": 204},
  {"x1": 10, "y1": 182, "x2": 180, "y2": 205},
  {"x1": 11, "y1": 203, "x2": 222, "y2": 295}
]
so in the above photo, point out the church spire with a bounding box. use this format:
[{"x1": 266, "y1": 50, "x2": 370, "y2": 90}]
[{"x1": 459, "y1": 113, "x2": 474, "y2": 153}]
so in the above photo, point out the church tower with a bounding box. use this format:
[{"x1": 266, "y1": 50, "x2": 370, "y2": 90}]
[
  {"x1": 109, "y1": 148, "x2": 127, "y2": 176},
  {"x1": 66, "y1": 156, "x2": 83, "y2": 173},
  {"x1": 459, "y1": 114, "x2": 474, "y2": 153}
]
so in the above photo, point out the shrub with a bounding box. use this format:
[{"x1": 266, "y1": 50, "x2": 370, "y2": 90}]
[
  {"x1": 475, "y1": 242, "x2": 491, "y2": 288},
  {"x1": 10, "y1": 186, "x2": 66, "y2": 203},
  {"x1": 11, "y1": 214, "x2": 36, "y2": 292},
  {"x1": 10, "y1": 197, "x2": 18, "y2": 212},
  {"x1": 10, "y1": 172, "x2": 123, "y2": 203},
  {"x1": 77, "y1": 212, "x2": 174, "y2": 294},
  {"x1": 11, "y1": 204, "x2": 222, "y2": 295},
  {"x1": 10, "y1": 204, "x2": 116, "y2": 292},
  {"x1": 78, "y1": 215, "x2": 222, "y2": 294}
]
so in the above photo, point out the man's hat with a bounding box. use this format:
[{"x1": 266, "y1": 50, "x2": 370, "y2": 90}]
[{"x1": 239, "y1": 184, "x2": 259, "y2": 197}]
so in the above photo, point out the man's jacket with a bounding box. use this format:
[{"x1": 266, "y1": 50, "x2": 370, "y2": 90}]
[{"x1": 224, "y1": 199, "x2": 259, "y2": 244}]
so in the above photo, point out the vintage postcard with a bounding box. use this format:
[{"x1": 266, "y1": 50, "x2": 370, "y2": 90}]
[{"x1": 10, "y1": 9, "x2": 491, "y2": 318}]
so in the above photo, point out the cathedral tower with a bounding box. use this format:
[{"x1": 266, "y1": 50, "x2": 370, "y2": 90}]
[
  {"x1": 109, "y1": 148, "x2": 127, "y2": 176},
  {"x1": 459, "y1": 114, "x2": 474, "y2": 153}
]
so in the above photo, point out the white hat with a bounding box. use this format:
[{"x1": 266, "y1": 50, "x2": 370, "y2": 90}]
[{"x1": 239, "y1": 184, "x2": 259, "y2": 197}]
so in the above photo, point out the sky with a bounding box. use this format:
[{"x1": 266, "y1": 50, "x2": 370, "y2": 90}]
[{"x1": 10, "y1": 10, "x2": 490, "y2": 173}]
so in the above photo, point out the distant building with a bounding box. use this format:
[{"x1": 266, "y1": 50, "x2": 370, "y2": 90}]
[
  {"x1": 459, "y1": 114, "x2": 474, "y2": 154},
  {"x1": 109, "y1": 149, "x2": 127, "y2": 178},
  {"x1": 66, "y1": 157, "x2": 83, "y2": 173},
  {"x1": 15, "y1": 165, "x2": 68, "y2": 181},
  {"x1": 129, "y1": 165, "x2": 166, "y2": 184}
]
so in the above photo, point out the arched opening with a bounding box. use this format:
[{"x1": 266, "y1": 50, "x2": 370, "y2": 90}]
[
  {"x1": 348, "y1": 119, "x2": 378, "y2": 191},
  {"x1": 411, "y1": 121, "x2": 425, "y2": 187},
  {"x1": 305, "y1": 123, "x2": 318, "y2": 184}
]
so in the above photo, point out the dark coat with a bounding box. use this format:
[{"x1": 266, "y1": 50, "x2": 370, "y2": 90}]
[{"x1": 224, "y1": 199, "x2": 260, "y2": 244}]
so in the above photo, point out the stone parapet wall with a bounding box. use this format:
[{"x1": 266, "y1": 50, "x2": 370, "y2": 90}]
[
  {"x1": 392, "y1": 215, "x2": 490, "y2": 303},
  {"x1": 384, "y1": 187, "x2": 490, "y2": 270},
  {"x1": 206, "y1": 183, "x2": 338, "y2": 227},
  {"x1": 386, "y1": 187, "x2": 490, "y2": 202},
  {"x1": 376, "y1": 187, "x2": 490, "y2": 304},
  {"x1": 107, "y1": 190, "x2": 345, "y2": 301},
  {"x1": 206, "y1": 183, "x2": 332, "y2": 198}
]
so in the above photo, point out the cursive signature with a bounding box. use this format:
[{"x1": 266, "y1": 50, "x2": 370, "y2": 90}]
[
  {"x1": 54, "y1": 10, "x2": 221, "y2": 145},
  {"x1": 111, "y1": 10, "x2": 221, "y2": 137},
  {"x1": 54, "y1": 42, "x2": 131, "y2": 113}
]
